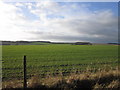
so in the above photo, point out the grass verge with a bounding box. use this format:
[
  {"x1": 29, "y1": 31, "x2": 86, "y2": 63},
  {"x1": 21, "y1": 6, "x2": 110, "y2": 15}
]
[{"x1": 2, "y1": 67, "x2": 120, "y2": 90}]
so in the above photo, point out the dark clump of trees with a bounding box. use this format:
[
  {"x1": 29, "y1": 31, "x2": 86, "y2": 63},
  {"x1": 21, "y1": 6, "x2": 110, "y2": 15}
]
[{"x1": 73, "y1": 42, "x2": 92, "y2": 45}]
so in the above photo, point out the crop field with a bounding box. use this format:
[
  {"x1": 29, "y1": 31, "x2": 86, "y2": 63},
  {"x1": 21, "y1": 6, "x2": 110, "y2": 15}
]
[{"x1": 2, "y1": 44, "x2": 118, "y2": 81}]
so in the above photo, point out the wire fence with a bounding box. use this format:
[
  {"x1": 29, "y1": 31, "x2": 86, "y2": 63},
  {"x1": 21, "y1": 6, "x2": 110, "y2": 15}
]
[{"x1": 2, "y1": 55, "x2": 119, "y2": 83}]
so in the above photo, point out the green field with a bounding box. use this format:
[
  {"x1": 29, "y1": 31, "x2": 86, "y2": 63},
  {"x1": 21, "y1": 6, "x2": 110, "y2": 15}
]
[{"x1": 2, "y1": 44, "x2": 118, "y2": 81}]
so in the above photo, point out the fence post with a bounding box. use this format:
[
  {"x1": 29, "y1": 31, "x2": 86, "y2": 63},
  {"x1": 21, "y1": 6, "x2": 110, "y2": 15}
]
[{"x1": 23, "y1": 55, "x2": 27, "y2": 88}]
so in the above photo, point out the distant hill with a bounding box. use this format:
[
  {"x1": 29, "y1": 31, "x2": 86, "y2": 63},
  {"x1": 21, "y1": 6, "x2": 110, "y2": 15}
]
[
  {"x1": 1, "y1": 41, "x2": 51, "y2": 45},
  {"x1": 107, "y1": 43, "x2": 120, "y2": 45},
  {"x1": 1, "y1": 41, "x2": 118, "y2": 45}
]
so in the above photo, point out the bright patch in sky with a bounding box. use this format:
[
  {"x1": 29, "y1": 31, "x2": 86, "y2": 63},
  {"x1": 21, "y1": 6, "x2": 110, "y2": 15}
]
[{"x1": 0, "y1": 1, "x2": 118, "y2": 43}]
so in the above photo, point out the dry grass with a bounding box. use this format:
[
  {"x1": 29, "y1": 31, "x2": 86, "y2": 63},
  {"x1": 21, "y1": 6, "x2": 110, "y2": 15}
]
[{"x1": 2, "y1": 68, "x2": 120, "y2": 90}]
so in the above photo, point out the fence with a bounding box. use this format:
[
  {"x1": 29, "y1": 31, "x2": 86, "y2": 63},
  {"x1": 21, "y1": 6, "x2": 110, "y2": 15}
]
[{"x1": 2, "y1": 55, "x2": 119, "y2": 88}]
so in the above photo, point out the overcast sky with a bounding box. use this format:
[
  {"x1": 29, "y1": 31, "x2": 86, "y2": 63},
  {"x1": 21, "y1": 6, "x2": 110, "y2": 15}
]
[{"x1": 0, "y1": 1, "x2": 118, "y2": 43}]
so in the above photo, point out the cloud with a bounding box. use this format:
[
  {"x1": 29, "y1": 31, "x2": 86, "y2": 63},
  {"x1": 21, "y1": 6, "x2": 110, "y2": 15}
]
[
  {"x1": 0, "y1": 1, "x2": 36, "y2": 40},
  {"x1": 0, "y1": 1, "x2": 118, "y2": 43}
]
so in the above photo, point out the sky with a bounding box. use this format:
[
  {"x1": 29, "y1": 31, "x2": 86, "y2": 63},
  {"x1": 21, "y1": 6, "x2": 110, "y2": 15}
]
[{"x1": 0, "y1": 1, "x2": 118, "y2": 43}]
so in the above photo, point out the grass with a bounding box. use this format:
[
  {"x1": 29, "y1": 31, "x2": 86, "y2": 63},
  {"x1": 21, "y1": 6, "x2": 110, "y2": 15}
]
[
  {"x1": 2, "y1": 44, "x2": 118, "y2": 81},
  {"x1": 2, "y1": 68, "x2": 120, "y2": 90}
]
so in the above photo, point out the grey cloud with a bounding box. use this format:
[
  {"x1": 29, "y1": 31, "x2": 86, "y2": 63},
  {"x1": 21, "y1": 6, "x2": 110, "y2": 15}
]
[
  {"x1": 28, "y1": 31, "x2": 118, "y2": 43},
  {"x1": 27, "y1": 3, "x2": 118, "y2": 43},
  {"x1": 27, "y1": 15, "x2": 118, "y2": 43}
]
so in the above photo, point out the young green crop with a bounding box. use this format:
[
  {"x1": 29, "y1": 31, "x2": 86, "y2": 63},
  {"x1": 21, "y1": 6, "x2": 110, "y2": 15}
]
[{"x1": 2, "y1": 44, "x2": 118, "y2": 80}]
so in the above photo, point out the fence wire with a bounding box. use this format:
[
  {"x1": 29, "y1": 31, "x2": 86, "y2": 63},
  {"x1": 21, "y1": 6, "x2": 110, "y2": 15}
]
[{"x1": 2, "y1": 56, "x2": 119, "y2": 81}]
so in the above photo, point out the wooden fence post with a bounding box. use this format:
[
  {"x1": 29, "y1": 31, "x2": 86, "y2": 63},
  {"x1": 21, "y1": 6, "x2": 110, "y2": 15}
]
[{"x1": 23, "y1": 55, "x2": 27, "y2": 88}]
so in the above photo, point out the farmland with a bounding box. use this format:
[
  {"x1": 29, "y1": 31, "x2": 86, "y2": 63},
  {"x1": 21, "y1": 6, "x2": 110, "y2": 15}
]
[{"x1": 2, "y1": 44, "x2": 118, "y2": 81}]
